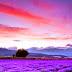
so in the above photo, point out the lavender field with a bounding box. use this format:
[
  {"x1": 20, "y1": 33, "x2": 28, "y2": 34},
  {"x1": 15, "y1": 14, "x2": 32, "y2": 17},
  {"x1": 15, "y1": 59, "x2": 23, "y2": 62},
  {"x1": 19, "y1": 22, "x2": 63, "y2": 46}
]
[{"x1": 0, "y1": 59, "x2": 72, "y2": 72}]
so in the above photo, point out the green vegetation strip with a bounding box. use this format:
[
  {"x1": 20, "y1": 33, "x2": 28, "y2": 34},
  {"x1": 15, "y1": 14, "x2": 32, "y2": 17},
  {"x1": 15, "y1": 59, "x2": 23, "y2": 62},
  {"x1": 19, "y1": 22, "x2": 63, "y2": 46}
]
[{"x1": 0, "y1": 57, "x2": 72, "y2": 59}]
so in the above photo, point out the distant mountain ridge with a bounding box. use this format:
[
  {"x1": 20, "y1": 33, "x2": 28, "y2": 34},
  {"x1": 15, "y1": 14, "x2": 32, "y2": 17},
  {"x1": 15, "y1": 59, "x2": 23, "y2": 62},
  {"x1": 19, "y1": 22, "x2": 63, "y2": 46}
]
[
  {"x1": 0, "y1": 48, "x2": 16, "y2": 56},
  {"x1": 0, "y1": 48, "x2": 67, "y2": 58},
  {"x1": 27, "y1": 53, "x2": 67, "y2": 58},
  {"x1": 27, "y1": 47, "x2": 72, "y2": 57},
  {"x1": 8, "y1": 46, "x2": 17, "y2": 50}
]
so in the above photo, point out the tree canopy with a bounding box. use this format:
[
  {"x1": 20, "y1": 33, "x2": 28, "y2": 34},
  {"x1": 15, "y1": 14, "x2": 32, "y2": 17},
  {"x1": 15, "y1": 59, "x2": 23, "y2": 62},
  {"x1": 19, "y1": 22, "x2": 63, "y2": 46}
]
[{"x1": 16, "y1": 49, "x2": 29, "y2": 57}]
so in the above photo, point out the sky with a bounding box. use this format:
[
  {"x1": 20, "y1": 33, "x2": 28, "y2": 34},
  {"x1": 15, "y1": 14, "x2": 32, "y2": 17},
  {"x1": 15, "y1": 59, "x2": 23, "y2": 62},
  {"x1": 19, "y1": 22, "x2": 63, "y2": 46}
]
[{"x1": 0, "y1": 0, "x2": 72, "y2": 49}]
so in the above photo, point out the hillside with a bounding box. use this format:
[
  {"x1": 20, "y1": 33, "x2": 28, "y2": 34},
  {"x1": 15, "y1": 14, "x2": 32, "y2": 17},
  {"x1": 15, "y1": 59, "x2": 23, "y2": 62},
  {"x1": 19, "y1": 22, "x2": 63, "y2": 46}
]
[
  {"x1": 0, "y1": 48, "x2": 67, "y2": 58},
  {"x1": 27, "y1": 47, "x2": 72, "y2": 57},
  {"x1": 0, "y1": 48, "x2": 16, "y2": 56},
  {"x1": 27, "y1": 53, "x2": 67, "y2": 58}
]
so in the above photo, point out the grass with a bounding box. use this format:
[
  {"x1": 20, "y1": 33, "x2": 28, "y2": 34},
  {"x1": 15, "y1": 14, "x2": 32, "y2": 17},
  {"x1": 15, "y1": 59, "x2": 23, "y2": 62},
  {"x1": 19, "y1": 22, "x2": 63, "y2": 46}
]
[{"x1": 0, "y1": 56, "x2": 72, "y2": 59}]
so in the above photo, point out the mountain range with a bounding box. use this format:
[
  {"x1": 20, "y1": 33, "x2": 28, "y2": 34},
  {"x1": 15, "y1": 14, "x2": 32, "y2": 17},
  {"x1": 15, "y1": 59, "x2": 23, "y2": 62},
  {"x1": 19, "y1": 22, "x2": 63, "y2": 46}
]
[
  {"x1": 0, "y1": 47, "x2": 70, "y2": 57},
  {"x1": 0, "y1": 48, "x2": 16, "y2": 56},
  {"x1": 27, "y1": 47, "x2": 72, "y2": 57}
]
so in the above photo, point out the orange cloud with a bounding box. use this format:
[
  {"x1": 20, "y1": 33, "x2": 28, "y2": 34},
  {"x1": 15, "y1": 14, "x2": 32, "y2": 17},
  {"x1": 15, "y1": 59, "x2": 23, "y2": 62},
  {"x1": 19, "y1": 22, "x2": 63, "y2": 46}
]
[{"x1": 31, "y1": 37, "x2": 72, "y2": 40}]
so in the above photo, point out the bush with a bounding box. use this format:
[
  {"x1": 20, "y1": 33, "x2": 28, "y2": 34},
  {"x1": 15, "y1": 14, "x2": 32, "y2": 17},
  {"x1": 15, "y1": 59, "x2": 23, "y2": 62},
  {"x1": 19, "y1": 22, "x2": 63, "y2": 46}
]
[
  {"x1": 16, "y1": 49, "x2": 29, "y2": 57},
  {"x1": 12, "y1": 54, "x2": 15, "y2": 57}
]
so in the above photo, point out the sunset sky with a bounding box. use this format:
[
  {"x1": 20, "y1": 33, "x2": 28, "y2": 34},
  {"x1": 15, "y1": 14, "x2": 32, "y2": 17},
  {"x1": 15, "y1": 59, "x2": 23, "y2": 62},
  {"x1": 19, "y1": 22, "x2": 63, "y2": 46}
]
[{"x1": 0, "y1": 0, "x2": 72, "y2": 49}]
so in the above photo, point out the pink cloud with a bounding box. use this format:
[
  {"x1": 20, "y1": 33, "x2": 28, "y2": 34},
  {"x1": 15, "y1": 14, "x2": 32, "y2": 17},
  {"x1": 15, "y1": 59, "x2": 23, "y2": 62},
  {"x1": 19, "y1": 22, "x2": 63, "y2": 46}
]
[
  {"x1": 0, "y1": 3, "x2": 47, "y2": 20},
  {"x1": 0, "y1": 24, "x2": 31, "y2": 38},
  {"x1": 0, "y1": 3, "x2": 56, "y2": 27},
  {"x1": 0, "y1": 3, "x2": 72, "y2": 40},
  {"x1": 30, "y1": 0, "x2": 67, "y2": 11}
]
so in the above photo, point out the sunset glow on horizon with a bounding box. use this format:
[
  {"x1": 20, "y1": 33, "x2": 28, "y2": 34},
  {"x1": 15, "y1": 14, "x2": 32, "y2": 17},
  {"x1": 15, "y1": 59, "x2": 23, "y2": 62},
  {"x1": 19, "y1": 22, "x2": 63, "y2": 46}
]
[{"x1": 0, "y1": 0, "x2": 72, "y2": 49}]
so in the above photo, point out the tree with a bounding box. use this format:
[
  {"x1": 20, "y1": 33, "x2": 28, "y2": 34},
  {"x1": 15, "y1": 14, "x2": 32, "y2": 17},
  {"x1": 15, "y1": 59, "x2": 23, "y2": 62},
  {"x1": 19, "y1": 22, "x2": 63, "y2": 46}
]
[
  {"x1": 13, "y1": 54, "x2": 15, "y2": 57},
  {"x1": 16, "y1": 49, "x2": 29, "y2": 57}
]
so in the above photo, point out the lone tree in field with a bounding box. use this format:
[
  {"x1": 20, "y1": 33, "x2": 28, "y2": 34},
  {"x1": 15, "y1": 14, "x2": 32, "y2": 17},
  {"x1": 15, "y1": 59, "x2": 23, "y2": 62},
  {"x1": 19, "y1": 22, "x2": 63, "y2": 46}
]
[{"x1": 16, "y1": 49, "x2": 29, "y2": 57}]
